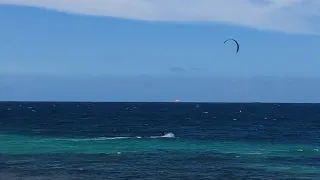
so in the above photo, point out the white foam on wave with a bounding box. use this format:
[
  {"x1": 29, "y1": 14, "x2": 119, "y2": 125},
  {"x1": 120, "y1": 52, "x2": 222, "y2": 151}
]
[
  {"x1": 58, "y1": 133, "x2": 175, "y2": 142},
  {"x1": 56, "y1": 136, "x2": 134, "y2": 142},
  {"x1": 94, "y1": 137, "x2": 132, "y2": 140},
  {"x1": 150, "y1": 132, "x2": 175, "y2": 139},
  {"x1": 246, "y1": 152, "x2": 263, "y2": 155}
]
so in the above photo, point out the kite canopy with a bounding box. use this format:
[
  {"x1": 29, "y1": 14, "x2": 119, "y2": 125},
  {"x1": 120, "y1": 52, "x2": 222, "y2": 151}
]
[{"x1": 224, "y1": 39, "x2": 239, "y2": 53}]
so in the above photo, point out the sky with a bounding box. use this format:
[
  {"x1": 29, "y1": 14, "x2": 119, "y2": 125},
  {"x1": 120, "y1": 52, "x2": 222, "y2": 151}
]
[{"x1": 0, "y1": 0, "x2": 320, "y2": 102}]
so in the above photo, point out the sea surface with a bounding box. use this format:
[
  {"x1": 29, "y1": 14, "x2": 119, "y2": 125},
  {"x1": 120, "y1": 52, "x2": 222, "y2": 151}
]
[{"x1": 0, "y1": 102, "x2": 319, "y2": 180}]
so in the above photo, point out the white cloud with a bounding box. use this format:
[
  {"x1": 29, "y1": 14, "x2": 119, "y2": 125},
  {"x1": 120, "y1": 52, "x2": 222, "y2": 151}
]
[{"x1": 0, "y1": 0, "x2": 320, "y2": 34}]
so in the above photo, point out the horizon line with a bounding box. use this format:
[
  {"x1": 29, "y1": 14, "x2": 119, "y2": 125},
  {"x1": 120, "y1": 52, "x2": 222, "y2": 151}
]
[{"x1": 0, "y1": 101, "x2": 319, "y2": 104}]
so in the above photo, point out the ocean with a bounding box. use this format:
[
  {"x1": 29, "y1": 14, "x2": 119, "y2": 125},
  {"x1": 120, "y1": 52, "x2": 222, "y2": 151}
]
[{"x1": 0, "y1": 102, "x2": 319, "y2": 180}]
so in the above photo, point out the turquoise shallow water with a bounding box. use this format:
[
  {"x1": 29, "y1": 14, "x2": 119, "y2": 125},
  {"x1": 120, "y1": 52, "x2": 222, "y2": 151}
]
[
  {"x1": 0, "y1": 133, "x2": 319, "y2": 156},
  {"x1": 0, "y1": 102, "x2": 319, "y2": 179}
]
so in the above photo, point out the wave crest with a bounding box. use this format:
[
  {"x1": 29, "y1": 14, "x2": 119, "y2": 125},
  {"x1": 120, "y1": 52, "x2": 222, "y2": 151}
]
[
  {"x1": 59, "y1": 133, "x2": 175, "y2": 142},
  {"x1": 150, "y1": 132, "x2": 175, "y2": 139}
]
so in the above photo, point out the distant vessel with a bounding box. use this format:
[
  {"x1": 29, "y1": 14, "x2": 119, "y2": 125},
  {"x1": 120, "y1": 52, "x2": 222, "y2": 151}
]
[{"x1": 174, "y1": 100, "x2": 180, "y2": 103}]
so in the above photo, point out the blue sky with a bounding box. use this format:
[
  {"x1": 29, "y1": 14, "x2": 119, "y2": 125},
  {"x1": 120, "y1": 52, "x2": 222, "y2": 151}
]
[{"x1": 0, "y1": 1, "x2": 320, "y2": 102}]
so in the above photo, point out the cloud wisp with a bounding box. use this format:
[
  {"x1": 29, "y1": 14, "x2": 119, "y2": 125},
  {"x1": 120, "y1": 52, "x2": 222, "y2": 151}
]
[
  {"x1": 0, "y1": 0, "x2": 319, "y2": 34},
  {"x1": 169, "y1": 67, "x2": 187, "y2": 73}
]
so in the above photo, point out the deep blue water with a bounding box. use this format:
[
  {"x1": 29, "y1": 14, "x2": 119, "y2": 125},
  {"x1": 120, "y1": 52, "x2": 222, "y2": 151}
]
[{"x1": 0, "y1": 102, "x2": 319, "y2": 179}]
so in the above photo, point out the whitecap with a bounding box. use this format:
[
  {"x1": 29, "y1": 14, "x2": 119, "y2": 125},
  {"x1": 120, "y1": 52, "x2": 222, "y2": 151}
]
[
  {"x1": 150, "y1": 132, "x2": 175, "y2": 138},
  {"x1": 58, "y1": 136, "x2": 134, "y2": 142}
]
